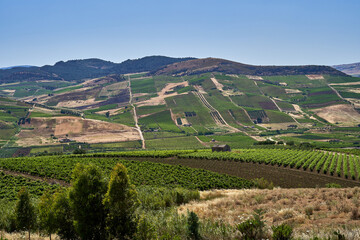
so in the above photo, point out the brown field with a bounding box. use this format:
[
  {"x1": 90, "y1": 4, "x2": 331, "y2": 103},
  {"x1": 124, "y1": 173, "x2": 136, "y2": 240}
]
[
  {"x1": 313, "y1": 104, "x2": 360, "y2": 126},
  {"x1": 16, "y1": 116, "x2": 140, "y2": 146},
  {"x1": 306, "y1": 74, "x2": 324, "y2": 80},
  {"x1": 137, "y1": 81, "x2": 188, "y2": 106},
  {"x1": 246, "y1": 75, "x2": 263, "y2": 80},
  {"x1": 179, "y1": 188, "x2": 360, "y2": 238}
]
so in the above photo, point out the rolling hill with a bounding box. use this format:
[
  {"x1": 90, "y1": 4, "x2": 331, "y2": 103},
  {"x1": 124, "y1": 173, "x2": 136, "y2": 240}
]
[
  {"x1": 1, "y1": 56, "x2": 360, "y2": 157},
  {"x1": 333, "y1": 62, "x2": 360, "y2": 77},
  {"x1": 0, "y1": 56, "x2": 195, "y2": 83},
  {"x1": 153, "y1": 57, "x2": 346, "y2": 76}
]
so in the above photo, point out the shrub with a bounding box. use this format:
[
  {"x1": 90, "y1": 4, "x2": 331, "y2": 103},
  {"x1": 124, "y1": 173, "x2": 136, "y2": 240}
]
[
  {"x1": 135, "y1": 216, "x2": 157, "y2": 240},
  {"x1": 272, "y1": 224, "x2": 293, "y2": 240},
  {"x1": 305, "y1": 207, "x2": 313, "y2": 218},
  {"x1": 187, "y1": 211, "x2": 200, "y2": 240},
  {"x1": 325, "y1": 183, "x2": 342, "y2": 188},
  {"x1": 351, "y1": 208, "x2": 360, "y2": 220},
  {"x1": 253, "y1": 178, "x2": 274, "y2": 190},
  {"x1": 237, "y1": 209, "x2": 266, "y2": 240}
]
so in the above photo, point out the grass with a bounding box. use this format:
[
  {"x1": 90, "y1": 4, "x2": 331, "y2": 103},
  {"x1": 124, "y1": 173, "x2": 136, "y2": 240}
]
[
  {"x1": 198, "y1": 132, "x2": 256, "y2": 148},
  {"x1": 264, "y1": 110, "x2": 295, "y2": 123},
  {"x1": 53, "y1": 85, "x2": 83, "y2": 94},
  {"x1": 139, "y1": 110, "x2": 181, "y2": 132},
  {"x1": 111, "y1": 110, "x2": 135, "y2": 127},
  {"x1": 90, "y1": 140, "x2": 142, "y2": 150},
  {"x1": 131, "y1": 77, "x2": 156, "y2": 94},
  {"x1": 166, "y1": 93, "x2": 216, "y2": 129},
  {"x1": 136, "y1": 105, "x2": 167, "y2": 116},
  {"x1": 146, "y1": 136, "x2": 206, "y2": 149},
  {"x1": 179, "y1": 188, "x2": 360, "y2": 238}
]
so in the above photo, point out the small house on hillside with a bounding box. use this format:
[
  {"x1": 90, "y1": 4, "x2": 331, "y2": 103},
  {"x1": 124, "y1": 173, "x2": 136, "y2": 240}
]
[{"x1": 212, "y1": 144, "x2": 231, "y2": 152}]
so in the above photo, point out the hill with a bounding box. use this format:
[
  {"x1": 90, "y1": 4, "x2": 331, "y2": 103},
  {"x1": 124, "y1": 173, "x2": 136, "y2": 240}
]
[
  {"x1": 333, "y1": 62, "x2": 360, "y2": 76},
  {"x1": 0, "y1": 56, "x2": 195, "y2": 83},
  {"x1": 153, "y1": 57, "x2": 346, "y2": 76}
]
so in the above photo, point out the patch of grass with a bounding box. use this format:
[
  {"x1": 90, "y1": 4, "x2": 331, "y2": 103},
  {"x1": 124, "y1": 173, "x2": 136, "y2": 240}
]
[
  {"x1": 146, "y1": 136, "x2": 206, "y2": 150},
  {"x1": 131, "y1": 78, "x2": 156, "y2": 94},
  {"x1": 111, "y1": 110, "x2": 135, "y2": 127},
  {"x1": 136, "y1": 105, "x2": 167, "y2": 116},
  {"x1": 264, "y1": 110, "x2": 295, "y2": 123},
  {"x1": 53, "y1": 85, "x2": 83, "y2": 94},
  {"x1": 139, "y1": 110, "x2": 181, "y2": 132}
]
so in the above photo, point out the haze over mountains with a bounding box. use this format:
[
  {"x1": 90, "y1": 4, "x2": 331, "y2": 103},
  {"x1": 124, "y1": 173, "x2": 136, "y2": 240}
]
[
  {"x1": 0, "y1": 56, "x2": 348, "y2": 83},
  {"x1": 333, "y1": 62, "x2": 360, "y2": 77}
]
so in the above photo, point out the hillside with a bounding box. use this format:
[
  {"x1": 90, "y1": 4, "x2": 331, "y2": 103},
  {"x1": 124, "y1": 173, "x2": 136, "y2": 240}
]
[
  {"x1": 333, "y1": 62, "x2": 360, "y2": 76},
  {"x1": 1, "y1": 56, "x2": 360, "y2": 156},
  {"x1": 0, "y1": 56, "x2": 195, "y2": 83},
  {"x1": 153, "y1": 57, "x2": 346, "y2": 76}
]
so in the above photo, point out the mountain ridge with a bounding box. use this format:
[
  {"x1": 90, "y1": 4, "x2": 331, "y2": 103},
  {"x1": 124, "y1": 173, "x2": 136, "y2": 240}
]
[
  {"x1": 153, "y1": 57, "x2": 346, "y2": 76},
  {"x1": 0, "y1": 56, "x2": 347, "y2": 83},
  {"x1": 333, "y1": 62, "x2": 360, "y2": 76}
]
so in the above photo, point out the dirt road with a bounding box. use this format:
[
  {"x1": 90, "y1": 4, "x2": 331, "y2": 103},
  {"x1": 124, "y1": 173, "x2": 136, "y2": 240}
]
[{"x1": 128, "y1": 76, "x2": 146, "y2": 149}]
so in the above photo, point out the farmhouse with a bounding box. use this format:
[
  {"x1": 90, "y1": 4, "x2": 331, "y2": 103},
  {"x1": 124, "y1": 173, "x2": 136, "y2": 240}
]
[{"x1": 212, "y1": 144, "x2": 231, "y2": 152}]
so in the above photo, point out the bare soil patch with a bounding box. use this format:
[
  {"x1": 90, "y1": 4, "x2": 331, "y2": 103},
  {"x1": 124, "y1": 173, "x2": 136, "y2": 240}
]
[
  {"x1": 306, "y1": 74, "x2": 324, "y2": 80},
  {"x1": 285, "y1": 88, "x2": 302, "y2": 94},
  {"x1": 246, "y1": 75, "x2": 263, "y2": 80},
  {"x1": 313, "y1": 104, "x2": 360, "y2": 126},
  {"x1": 258, "y1": 122, "x2": 300, "y2": 130},
  {"x1": 330, "y1": 81, "x2": 360, "y2": 86},
  {"x1": 137, "y1": 81, "x2": 188, "y2": 106},
  {"x1": 16, "y1": 116, "x2": 140, "y2": 146}
]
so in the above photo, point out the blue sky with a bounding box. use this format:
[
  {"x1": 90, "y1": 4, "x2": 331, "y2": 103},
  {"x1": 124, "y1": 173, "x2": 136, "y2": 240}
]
[{"x1": 0, "y1": 0, "x2": 359, "y2": 67}]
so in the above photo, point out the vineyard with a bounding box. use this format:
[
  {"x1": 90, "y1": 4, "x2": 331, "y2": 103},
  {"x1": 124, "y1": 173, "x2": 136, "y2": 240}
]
[
  {"x1": 0, "y1": 154, "x2": 253, "y2": 191},
  {"x1": 0, "y1": 171, "x2": 59, "y2": 200},
  {"x1": 177, "y1": 149, "x2": 360, "y2": 180}
]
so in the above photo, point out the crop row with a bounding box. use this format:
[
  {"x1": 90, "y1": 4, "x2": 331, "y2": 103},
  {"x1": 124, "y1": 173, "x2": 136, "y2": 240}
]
[
  {"x1": 177, "y1": 149, "x2": 360, "y2": 180},
  {"x1": 0, "y1": 156, "x2": 253, "y2": 190},
  {"x1": 0, "y1": 172, "x2": 59, "y2": 201}
]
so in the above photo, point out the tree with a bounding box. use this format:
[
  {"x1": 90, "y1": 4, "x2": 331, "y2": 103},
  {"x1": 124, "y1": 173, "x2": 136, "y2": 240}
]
[
  {"x1": 53, "y1": 190, "x2": 77, "y2": 240},
  {"x1": 103, "y1": 163, "x2": 140, "y2": 239},
  {"x1": 69, "y1": 163, "x2": 107, "y2": 239},
  {"x1": 38, "y1": 192, "x2": 56, "y2": 240},
  {"x1": 187, "y1": 211, "x2": 200, "y2": 240},
  {"x1": 105, "y1": 111, "x2": 110, "y2": 118},
  {"x1": 15, "y1": 187, "x2": 36, "y2": 240}
]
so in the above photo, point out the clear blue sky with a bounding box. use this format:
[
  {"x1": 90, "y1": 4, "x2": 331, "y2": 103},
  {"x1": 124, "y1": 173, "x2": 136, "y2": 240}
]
[{"x1": 1, "y1": 0, "x2": 359, "y2": 67}]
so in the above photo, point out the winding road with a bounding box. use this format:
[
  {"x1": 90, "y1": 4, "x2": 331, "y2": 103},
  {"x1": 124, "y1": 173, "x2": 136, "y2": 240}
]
[{"x1": 128, "y1": 76, "x2": 146, "y2": 149}]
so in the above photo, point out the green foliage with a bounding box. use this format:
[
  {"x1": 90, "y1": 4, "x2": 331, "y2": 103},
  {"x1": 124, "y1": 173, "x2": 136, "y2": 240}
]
[
  {"x1": 69, "y1": 163, "x2": 107, "y2": 239},
  {"x1": 272, "y1": 224, "x2": 293, "y2": 240},
  {"x1": 0, "y1": 153, "x2": 254, "y2": 190},
  {"x1": 135, "y1": 216, "x2": 157, "y2": 240},
  {"x1": 52, "y1": 191, "x2": 77, "y2": 240},
  {"x1": 38, "y1": 191, "x2": 57, "y2": 238},
  {"x1": 253, "y1": 178, "x2": 274, "y2": 189},
  {"x1": 325, "y1": 183, "x2": 342, "y2": 188},
  {"x1": 0, "y1": 200, "x2": 16, "y2": 233},
  {"x1": 15, "y1": 187, "x2": 36, "y2": 236},
  {"x1": 237, "y1": 209, "x2": 266, "y2": 240},
  {"x1": 103, "y1": 163, "x2": 140, "y2": 239},
  {"x1": 72, "y1": 148, "x2": 86, "y2": 154},
  {"x1": 187, "y1": 211, "x2": 200, "y2": 240},
  {"x1": 0, "y1": 172, "x2": 59, "y2": 201},
  {"x1": 137, "y1": 186, "x2": 200, "y2": 210}
]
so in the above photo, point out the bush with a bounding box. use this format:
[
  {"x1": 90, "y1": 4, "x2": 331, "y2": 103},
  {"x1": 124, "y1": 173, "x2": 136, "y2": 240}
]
[
  {"x1": 237, "y1": 209, "x2": 266, "y2": 240},
  {"x1": 72, "y1": 148, "x2": 86, "y2": 154},
  {"x1": 325, "y1": 183, "x2": 341, "y2": 188},
  {"x1": 187, "y1": 211, "x2": 200, "y2": 240},
  {"x1": 272, "y1": 224, "x2": 293, "y2": 240},
  {"x1": 253, "y1": 178, "x2": 274, "y2": 190}
]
